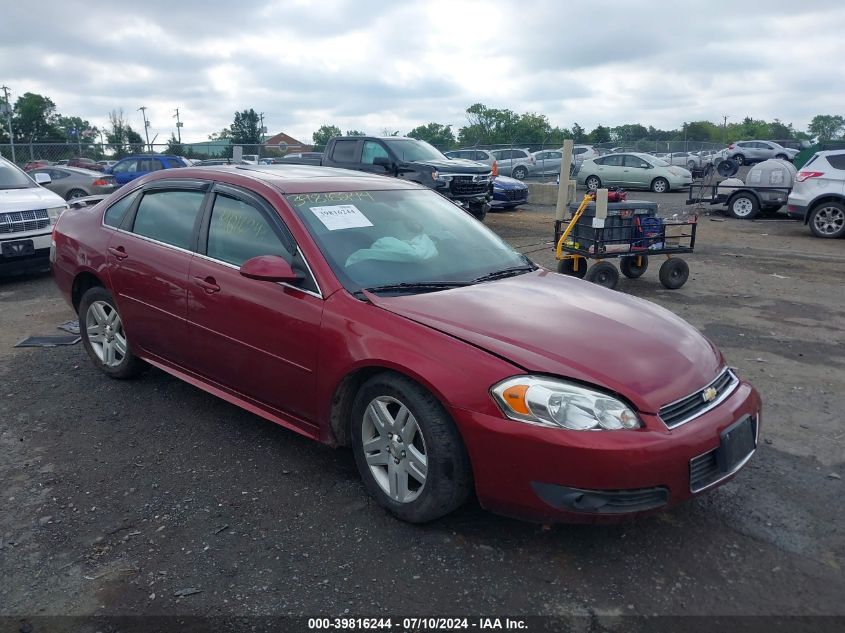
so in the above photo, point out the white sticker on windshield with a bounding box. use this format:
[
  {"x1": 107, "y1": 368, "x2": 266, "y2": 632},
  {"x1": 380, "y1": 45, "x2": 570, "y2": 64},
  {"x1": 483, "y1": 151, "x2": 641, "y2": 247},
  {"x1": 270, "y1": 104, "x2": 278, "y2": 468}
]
[{"x1": 309, "y1": 204, "x2": 373, "y2": 230}]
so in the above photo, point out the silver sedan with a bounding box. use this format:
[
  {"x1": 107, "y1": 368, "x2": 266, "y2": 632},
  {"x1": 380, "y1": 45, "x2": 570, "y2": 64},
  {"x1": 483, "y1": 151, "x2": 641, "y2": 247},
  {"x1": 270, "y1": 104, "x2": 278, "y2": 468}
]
[{"x1": 27, "y1": 166, "x2": 118, "y2": 200}]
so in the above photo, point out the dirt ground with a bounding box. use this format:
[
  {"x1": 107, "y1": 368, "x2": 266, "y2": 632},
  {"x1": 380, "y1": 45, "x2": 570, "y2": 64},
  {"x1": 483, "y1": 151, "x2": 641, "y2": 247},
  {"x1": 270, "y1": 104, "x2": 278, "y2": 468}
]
[{"x1": 0, "y1": 190, "x2": 843, "y2": 624}]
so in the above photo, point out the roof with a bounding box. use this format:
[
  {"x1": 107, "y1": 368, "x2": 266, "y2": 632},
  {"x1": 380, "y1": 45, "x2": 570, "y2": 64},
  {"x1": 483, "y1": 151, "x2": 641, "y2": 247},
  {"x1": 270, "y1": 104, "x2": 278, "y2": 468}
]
[{"x1": 264, "y1": 132, "x2": 309, "y2": 148}]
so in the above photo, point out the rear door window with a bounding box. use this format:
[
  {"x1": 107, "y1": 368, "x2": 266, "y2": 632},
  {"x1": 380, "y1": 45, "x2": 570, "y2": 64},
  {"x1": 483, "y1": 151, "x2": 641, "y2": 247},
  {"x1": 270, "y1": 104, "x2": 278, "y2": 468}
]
[
  {"x1": 601, "y1": 155, "x2": 624, "y2": 167},
  {"x1": 331, "y1": 140, "x2": 358, "y2": 162},
  {"x1": 131, "y1": 189, "x2": 206, "y2": 250},
  {"x1": 826, "y1": 154, "x2": 845, "y2": 170}
]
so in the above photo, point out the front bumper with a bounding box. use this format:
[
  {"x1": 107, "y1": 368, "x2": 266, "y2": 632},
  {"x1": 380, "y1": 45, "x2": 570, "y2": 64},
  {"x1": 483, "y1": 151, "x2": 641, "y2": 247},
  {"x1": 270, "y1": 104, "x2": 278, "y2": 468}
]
[
  {"x1": 453, "y1": 380, "x2": 761, "y2": 523},
  {"x1": 0, "y1": 231, "x2": 52, "y2": 275}
]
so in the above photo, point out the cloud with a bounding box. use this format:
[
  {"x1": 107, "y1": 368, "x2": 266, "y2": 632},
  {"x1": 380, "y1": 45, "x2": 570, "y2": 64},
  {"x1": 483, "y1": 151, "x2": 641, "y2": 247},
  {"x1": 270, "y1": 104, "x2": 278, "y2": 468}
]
[{"x1": 1, "y1": 0, "x2": 843, "y2": 143}]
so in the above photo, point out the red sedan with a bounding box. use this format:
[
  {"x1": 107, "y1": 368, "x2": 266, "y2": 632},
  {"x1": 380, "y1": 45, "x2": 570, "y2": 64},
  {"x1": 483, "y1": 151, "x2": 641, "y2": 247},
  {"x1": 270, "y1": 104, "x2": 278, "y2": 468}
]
[{"x1": 51, "y1": 166, "x2": 761, "y2": 523}]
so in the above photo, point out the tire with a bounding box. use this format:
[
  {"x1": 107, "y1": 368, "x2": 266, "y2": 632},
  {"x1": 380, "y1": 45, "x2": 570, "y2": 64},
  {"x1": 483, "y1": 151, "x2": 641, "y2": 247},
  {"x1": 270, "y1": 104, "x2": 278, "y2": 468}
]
[
  {"x1": 584, "y1": 261, "x2": 619, "y2": 289},
  {"x1": 775, "y1": 154, "x2": 788, "y2": 160},
  {"x1": 511, "y1": 165, "x2": 528, "y2": 180},
  {"x1": 556, "y1": 257, "x2": 587, "y2": 278},
  {"x1": 687, "y1": 161, "x2": 696, "y2": 170},
  {"x1": 728, "y1": 194, "x2": 759, "y2": 220},
  {"x1": 65, "y1": 189, "x2": 87, "y2": 201},
  {"x1": 761, "y1": 204, "x2": 782, "y2": 216},
  {"x1": 501, "y1": 204, "x2": 518, "y2": 211},
  {"x1": 351, "y1": 372, "x2": 472, "y2": 523},
  {"x1": 651, "y1": 177, "x2": 670, "y2": 194},
  {"x1": 620, "y1": 255, "x2": 649, "y2": 278},
  {"x1": 659, "y1": 258, "x2": 689, "y2": 289},
  {"x1": 808, "y1": 202, "x2": 845, "y2": 239},
  {"x1": 467, "y1": 201, "x2": 488, "y2": 222},
  {"x1": 732, "y1": 154, "x2": 745, "y2": 166},
  {"x1": 79, "y1": 286, "x2": 145, "y2": 379},
  {"x1": 585, "y1": 175, "x2": 601, "y2": 191}
]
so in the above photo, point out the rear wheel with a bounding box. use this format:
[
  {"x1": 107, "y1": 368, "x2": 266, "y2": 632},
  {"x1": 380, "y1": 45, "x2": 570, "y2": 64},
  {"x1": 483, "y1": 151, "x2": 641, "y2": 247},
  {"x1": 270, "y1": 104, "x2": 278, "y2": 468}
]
[
  {"x1": 79, "y1": 287, "x2": 145, "y2": 379},
  {"x1": 620, "y1": 255, "x2": 649, "y2": 278},
  {"x1": 351, "y1": 373, "x2": 472, "y2": 523},
  {"x1": 511, "y1": 165, "x2": 528, "y2": 180},
  {"x1": 585, "y1": 175, "x2": 601, "y2": 191},
  {"x1": 775, "y1": 153, "x2": 788, "y2": 160},
  {"x1": 584, "y1": 261, "x2": 619, "y2": 289},
  {"x1": 65, "y1": 189, "x2": 87, "y2": 200},
  {"x1": 732, "y1": 154, "x2": 746, "y2": 166},
  {"x1": 651, "y1": 177, "x2": 669, "y2": 193},
  {"x1": 659, "y1": 258, "x2": 689, "y2": 289},
  {"x1": 556, "y1": 257, "x2": 588, "y2": 278},
  {"x1": 808, "y1": 202, "x2": 845, "y2": 238},
  {"x1": 728, "y1": 194, "x2": 759, "y2": 220}
]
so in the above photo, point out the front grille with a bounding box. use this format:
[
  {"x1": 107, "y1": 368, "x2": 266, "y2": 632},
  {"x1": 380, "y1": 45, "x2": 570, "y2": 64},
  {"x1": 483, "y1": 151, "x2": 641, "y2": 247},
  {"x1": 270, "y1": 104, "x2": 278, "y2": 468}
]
[
  {"x1": 659, "y1": 368, "x2": 738, "y2": 429},
  {"x1": 450, "y1": 176, "x2": 489, "y2": 196},
  {"x1": 0, "y1": 209, "x2": 50, "y2": 235},
  {"x1": 504, "y1": 188, "x2": 528, "y2": 201}
]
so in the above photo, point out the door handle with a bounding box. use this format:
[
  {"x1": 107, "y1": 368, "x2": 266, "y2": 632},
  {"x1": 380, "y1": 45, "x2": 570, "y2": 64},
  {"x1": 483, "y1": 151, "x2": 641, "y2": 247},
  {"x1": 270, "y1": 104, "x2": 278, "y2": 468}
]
[
  {"x1": 108, "y1": 246, "x2": 128, "y2": 260},
  {"x1": 193, "y1": 276, "x2": 221, "y2": 293}
]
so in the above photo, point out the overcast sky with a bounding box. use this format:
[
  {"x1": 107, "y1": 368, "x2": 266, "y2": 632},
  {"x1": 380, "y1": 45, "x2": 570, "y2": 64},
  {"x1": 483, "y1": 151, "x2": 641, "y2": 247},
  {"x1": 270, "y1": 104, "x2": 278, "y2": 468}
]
[{"x1": 2, "y1": 0, "x2": 844, "y2": 144}]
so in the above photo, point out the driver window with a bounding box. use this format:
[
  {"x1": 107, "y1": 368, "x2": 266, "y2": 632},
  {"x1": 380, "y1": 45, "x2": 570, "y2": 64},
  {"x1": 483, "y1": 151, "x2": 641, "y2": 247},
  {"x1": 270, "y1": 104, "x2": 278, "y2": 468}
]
[
  {"x1": 362, "y1": 141, "x2": 389, "y2": 165},
  {"x1": 624, "y1": 155, "x2": 648, "y2": 168}
]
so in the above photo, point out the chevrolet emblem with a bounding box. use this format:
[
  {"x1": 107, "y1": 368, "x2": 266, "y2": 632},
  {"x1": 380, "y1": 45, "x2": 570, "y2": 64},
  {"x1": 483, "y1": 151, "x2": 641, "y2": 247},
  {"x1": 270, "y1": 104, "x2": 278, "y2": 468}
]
[{"x1": 702, "y1": 387, "x2": 718, "y2": 403}]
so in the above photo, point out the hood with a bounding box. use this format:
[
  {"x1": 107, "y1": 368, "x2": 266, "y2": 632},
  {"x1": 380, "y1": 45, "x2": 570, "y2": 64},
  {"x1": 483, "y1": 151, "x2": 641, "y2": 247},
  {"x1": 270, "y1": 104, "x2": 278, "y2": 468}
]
[
  {"x1": 370, "y1": 270, "x2": 723, "y2": 413},
  {"x1": 0, "y1": 186, "x2": 66, "y2": 213},
  {"x1": 494, "y1": 176, "x2": 527, "y2": 190},
  {"x1": 419, "y1": 158, "x2": 490, "y2": 174}
]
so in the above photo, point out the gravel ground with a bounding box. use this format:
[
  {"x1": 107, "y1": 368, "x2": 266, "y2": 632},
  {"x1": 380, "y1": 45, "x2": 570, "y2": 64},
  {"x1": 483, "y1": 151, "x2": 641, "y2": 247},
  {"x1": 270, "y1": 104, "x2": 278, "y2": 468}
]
[{"x1": 0, "y1": 188, "x2": 843, "y2": 624}]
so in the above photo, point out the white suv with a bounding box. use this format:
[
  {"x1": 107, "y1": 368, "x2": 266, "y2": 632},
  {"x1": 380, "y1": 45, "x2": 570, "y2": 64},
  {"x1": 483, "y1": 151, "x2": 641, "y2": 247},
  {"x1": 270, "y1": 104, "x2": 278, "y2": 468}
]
[
  {"x1": 787, "y1": 150, "x2": 845, "y2": 238},
  {"x1": 0, "y1": 157, "x2": 68, "y2": 275}
]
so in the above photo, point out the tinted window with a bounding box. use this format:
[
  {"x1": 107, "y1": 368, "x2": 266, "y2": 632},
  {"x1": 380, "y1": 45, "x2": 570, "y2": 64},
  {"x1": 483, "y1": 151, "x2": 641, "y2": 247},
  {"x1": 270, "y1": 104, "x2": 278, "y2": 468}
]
[
  {"x1": 104, "y1": 190, "x2": 140, "y2": 228},
  {"x1": 514, "y1": 150, "x2": 528, "y2": 159},
  {"x1": 112, "y1": 159, "x2": 137, "y2": 173},
  {"x1": 331, "y1": 140, "x2": 358, "y2": 162},
  {"x1": 132, "y1": 190, "x2": 205, "y2": 249},
  {"x1": 827, "y1": 154, "x2": 845, "y2": 170},
  {"x1": 573, "y1": 148, "x2": 587, "y2": 155},
  {"x1": 474, "y1": 151, "x2": 488, "y2": 161},
  {"x1": 207, "y1": 194, "x2": 290, "y2": 266},
  {"x1": 624, "y1": 155, "x2": 649, "y2": 168},
  {"x1": 600, "y1": 155, "x2": 624, "y2": 166},
  {"x1": 51, "y1": 169, "x2": 71, "y2": 180},
  {"x1": 361, "y1": 141, "x2": 389, "y2": 164}
]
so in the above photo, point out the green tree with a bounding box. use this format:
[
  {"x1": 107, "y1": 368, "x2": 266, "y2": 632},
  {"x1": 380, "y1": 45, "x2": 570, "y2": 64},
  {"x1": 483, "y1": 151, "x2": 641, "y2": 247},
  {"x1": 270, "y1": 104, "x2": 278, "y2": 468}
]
[
  {"x1": 407, "y1": 123, "x2": 455, "y2": 149},
  {"x1": 208, "y1": 127, "x2": 231, "y2": 141},
  {"x1": 345, "y1": 129, "x2": 366, "y2": 136},
  {"x1": 11, "y1": 92, "x2": 60, "y2": 141},
  {"x1": 571, "y1": 123, "x2": 587, "y2": 143},
  {"x1": 230, "y1": 109, "x2": 261, "y2": 144},
  {"x1": 106, "y1": 109, "x2": 144, "y2": 157},
  {"x1": 588, "y1": 125, "x2": 611, "y2": 144},
  {"x1": 808, "y1": 114, "x2": 844, "y2": 140},
  {"x1": 312, "y1": 124, "x2": 342, "y2": 148},
  {"x1": 610, "y1": 124, "x2": 649, "y2": 144},
  {"x1": 166, "y1": 133, "x2": 184, "y2": 156}
]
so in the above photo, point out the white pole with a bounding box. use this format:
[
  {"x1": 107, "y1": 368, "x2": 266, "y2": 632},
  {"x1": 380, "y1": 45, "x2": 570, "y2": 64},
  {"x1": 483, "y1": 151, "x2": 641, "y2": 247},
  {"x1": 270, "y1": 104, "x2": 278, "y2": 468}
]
[{"x1": 556, "y1": 139, "x2": 574, "y2": 221}]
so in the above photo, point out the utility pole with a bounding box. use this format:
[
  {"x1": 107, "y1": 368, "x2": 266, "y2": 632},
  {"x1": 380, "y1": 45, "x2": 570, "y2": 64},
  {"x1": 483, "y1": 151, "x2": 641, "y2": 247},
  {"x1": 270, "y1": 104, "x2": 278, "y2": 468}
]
[
  {"x1": 722, "y1": 115, "x2": 730, "y2": 145},
  {"x1": 1, "y1": 85, "x2": 15, "y2": 162},
  {"x1": 138, "y1": 106, "x2": 151, "y2": 152},
  {"x1": 258, "y1": 112, "x2": 265, "y2": 159},
  {"x1": 173, "y1": 108, "x2": 183, "y2": 143}
]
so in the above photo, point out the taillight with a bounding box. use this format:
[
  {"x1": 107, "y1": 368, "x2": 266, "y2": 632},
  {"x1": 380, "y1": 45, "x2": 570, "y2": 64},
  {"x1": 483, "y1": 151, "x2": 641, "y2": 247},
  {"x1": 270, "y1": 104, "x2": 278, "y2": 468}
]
[
  {"x1": 796, "y1": 171, "x2": 824, "y2": 182},
  {"x1": 92, "y1": 178, "x2": 113, "y2": 186},
  {"x1": 728, "y1": 144, "x2": 734, "y2": 149},
  {"x1": 492, "y1": 161, "x2": 498, "y2": 177}
]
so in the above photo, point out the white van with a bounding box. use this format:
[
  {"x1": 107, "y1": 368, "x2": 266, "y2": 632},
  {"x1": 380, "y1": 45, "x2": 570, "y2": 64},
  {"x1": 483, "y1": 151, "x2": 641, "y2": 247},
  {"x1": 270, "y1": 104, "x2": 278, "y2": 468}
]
[{"x1": 0, "y1": 157, "x2": 68, "y2": 275}]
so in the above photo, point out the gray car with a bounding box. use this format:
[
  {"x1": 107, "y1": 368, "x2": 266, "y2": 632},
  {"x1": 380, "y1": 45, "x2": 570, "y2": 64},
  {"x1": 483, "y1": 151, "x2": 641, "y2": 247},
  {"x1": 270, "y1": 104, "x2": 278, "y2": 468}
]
[
  {"x1": 489, "y1": 148, "x2": 535, "y2": 179},
  {"x1": 726, "y1": 140, "x2": 798, "y2": 165},
  {"x1": 27, "y1": 166, "x2": 117, "y2": 200},
  {"x1": 444, "y1": 149, "x2": 496, "y2": 168}
]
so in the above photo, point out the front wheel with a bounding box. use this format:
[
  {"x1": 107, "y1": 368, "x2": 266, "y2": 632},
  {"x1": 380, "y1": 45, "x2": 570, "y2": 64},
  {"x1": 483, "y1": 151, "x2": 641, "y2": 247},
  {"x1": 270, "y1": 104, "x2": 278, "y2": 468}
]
[
  {"x1": 584, "y1": 261, "x2": 619, "y2": 289},
  {"x1": 728, "y1": 194, "x2": 759, "y2": 220},
  {"x1": 511, "y1": 165, "x2": 528, "y2": 180},
  {"x1": 808, "y1": 202, "x2": 845, "y2": 238},
  {"x1": 556, "y1": 257, "x2": 587, "y2": 278},
  {"x1": 585, "y1": 175, "x2": 601, "y2": 191},
  {"x1": 620, "y1": 255, "x2": 649, "y2": 278},
  {"x1": 651, "y1": 177, "x2": 669, "y2": 193},
  {"x1": 79, "y1": 286, "x2": 145, "y2": 379},
  {"x1": 351, "y1": 373, "x2": 473, "y2": 523},
  {"x1": 467, "y1": 201, "x2": 488, "y2": 221}
]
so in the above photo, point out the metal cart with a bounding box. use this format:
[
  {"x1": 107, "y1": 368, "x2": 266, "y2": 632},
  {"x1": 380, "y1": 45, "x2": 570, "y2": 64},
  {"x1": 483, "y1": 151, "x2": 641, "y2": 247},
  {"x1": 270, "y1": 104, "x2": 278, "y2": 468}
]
[{"x1": 554, "y1": 192, "x2": 698, "y2": 290}]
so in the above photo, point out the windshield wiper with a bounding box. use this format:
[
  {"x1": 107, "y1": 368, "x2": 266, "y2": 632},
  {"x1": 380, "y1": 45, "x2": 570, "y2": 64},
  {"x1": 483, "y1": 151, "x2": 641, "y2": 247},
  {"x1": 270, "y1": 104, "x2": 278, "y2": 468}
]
[
  {"x1": 364, "y1": 281, "x2": 471, "y2": 294},
  {"x1": 472, "y1": 265, "x2": 536, "y2": 283}
]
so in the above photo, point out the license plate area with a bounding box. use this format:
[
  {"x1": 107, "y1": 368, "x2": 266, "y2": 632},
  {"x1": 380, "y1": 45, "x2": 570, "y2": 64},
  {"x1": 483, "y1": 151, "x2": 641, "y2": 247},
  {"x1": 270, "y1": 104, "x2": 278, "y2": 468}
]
[
  {"x1": 1, "y1": 239, "x2": 35, "y2": 258},
  {"x1": 717, "y1": 415, "x2": 757, "y2": 473}
]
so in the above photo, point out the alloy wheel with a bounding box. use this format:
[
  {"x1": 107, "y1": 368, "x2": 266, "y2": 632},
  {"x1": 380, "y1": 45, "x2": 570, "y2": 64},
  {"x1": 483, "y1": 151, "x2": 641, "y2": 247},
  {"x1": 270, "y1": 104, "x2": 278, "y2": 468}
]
[
  {"x1": 813, "y1": 205, "x2": 845, "y2": 236},
  {"x1": 86, "y1": 300, "x2": 128, "y2": 367},
  {"x1": 361, "y1": 396, "x2": 428, "y2": 503}
]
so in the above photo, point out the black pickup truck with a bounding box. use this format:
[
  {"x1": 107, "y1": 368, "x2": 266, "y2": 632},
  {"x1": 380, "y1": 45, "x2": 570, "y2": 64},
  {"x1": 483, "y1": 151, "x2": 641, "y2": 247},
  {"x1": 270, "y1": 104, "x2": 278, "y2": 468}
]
[{"x1": 293, "y1": 136, "x2": 493, "y2": 220}]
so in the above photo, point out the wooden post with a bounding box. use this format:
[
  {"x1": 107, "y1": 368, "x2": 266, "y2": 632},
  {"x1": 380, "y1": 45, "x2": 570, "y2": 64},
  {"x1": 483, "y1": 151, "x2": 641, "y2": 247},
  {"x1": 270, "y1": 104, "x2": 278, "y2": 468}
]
[
  {"x1": 595, "y1": 188, "x2": 608, "y2": 220},
  {"x1": 555, "y1": 139, "x2": 574, "y2": 221}
]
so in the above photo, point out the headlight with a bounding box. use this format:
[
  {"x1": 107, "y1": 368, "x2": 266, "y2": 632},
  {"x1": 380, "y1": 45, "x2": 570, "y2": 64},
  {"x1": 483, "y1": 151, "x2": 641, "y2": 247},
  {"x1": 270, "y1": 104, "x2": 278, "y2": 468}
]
[
  {"x1": 432, "y1": 171, "x2": 452, "y2": 182},
  {"x1": 47, "y1": 205, "x2": 67, "y2": 224},
  {"x1": 491, "y1": 376, "x2": 642, "y2": 430}
]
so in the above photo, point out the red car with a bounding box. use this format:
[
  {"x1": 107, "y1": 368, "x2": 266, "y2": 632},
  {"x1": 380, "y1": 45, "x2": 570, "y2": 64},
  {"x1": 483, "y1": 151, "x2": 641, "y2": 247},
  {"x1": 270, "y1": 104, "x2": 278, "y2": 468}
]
[{"x1": 51, "y1": 166, "x2": 761, "y2": 524}]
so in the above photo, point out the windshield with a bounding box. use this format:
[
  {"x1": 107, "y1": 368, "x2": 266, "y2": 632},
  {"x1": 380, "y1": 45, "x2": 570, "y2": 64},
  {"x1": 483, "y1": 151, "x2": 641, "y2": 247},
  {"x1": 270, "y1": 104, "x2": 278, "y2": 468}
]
[
  {"x1": 383, "y1": 139, "x2": 446, "y2": 162},
  {"x1": 645, "y1": 155, "x2": 670, "y2": 167},
  {"x1": 287, "y1": 189, "x2": 530, "y2": 293},
  {"x1": 0, "y1": 160, "x2": 37, "y2": 190}
]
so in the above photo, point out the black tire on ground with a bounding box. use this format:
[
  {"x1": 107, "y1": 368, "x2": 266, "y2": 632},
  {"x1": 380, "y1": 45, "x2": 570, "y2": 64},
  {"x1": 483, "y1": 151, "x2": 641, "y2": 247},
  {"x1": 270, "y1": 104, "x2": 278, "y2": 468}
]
[
  {"x1": 651, "y1": 177, "x2": 670, "y2": 193},
  {"x1": 658, "y1": 258, "x2": 689, "y2": 289},
  {"x1": 467, "y1": 202, "x2": 488, "y2": 222},
  {"x1": 808, "y1": 201, "x2": 845, "y2": 239},
  {"x1": 350, "y1": 372, "x2": 473, "y2": 523},
  {"x1": 620, "y1": 255, "x2": 649, "y2": 278},
  {"x1": 733, "y1": 154, "x2": 745, "y2": 166},
  {"x1": 511, "y1": 165, "x2": 528, "y2": 179},
  {"x1": 727, "y1": 193, "x2": 759, "y2": 220},
  {"x1": 584, "y1": 261, "x2": 619, "y2": 289},
  {"x1": 556, "y1": 257, "x2": 588, "y2": 278},
  {"x1": 502, "y1": 204, "x2": 518, "y2": 211},
  {"x1": 65, "y1": 189, "x2": 87, "y2": 200},
  {"x1": 775, "y1": 154, "x2": 788, "y2": 160},
  {"x1": 78, "y1": 286, "x2": 146, "y2": 379},
  {"x1": 585, "y1": 175, "x2": 601, "y2": 191}
]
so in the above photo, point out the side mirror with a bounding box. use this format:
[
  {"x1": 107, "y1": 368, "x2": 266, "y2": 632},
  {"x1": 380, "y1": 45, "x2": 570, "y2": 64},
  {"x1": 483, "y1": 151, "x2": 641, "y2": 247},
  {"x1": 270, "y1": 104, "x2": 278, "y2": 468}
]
[
  {"x1": 34, "y1": 172, "x2": 51, "y2": 185},
  {"x1": 373, "y1": 156, "x2": 392, "y2": 170},
  {"x1": 239, "y1": 255, "x2": 301, "y2": 284}
]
